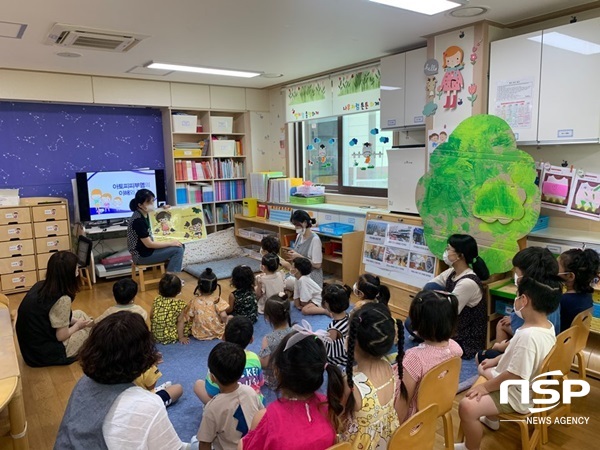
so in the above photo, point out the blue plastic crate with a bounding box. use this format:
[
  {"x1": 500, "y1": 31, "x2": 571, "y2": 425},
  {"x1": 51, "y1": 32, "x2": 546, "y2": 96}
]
[
  {"x1": 532, "y1": 215, "x2": 549, "y2": 232},
  {"x1": 495, "y1": 299, "x2": 514, "y2": 316},
  {"x1": 318, "y1": 222, "x2": 354, "y2": 236}
]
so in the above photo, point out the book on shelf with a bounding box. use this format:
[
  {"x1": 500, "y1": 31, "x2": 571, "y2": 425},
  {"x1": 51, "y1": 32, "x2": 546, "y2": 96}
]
[
  {"x1": 214, "y1": 180, "x2": 246, "y2": 201},
  {"x1": 175, "y1": 160, "x2": 214, "y2": 181},
  {"x1": 249, "y1": 172, "x2": 284, "y2": 202},
  {"x1": 202, "y1": 185, "x2": 214, "y2": 203},
  {"x1": 203, "y1": 206, "x2": 214, "y2": 225},
  {"x1": 267, "y1": 177, "x2": 302, "y2": 203}
]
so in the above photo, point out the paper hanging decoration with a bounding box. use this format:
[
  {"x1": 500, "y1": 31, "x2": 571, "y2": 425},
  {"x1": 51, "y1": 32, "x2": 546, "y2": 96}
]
[{"x1": 438, "y1": 45, "x2": 465, "y2": 110}]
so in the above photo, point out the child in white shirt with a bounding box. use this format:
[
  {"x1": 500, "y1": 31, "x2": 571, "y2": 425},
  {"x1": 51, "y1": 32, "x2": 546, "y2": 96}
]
[
  {"x1": 255, "y1": 253, "x2": 286, "y2": 314},
  {"x1": 456, "y1": 277, "x2": 561, "y2": 450},
  {"x1": 292, "y1": 257, "x2": 328, "y2": 316}
]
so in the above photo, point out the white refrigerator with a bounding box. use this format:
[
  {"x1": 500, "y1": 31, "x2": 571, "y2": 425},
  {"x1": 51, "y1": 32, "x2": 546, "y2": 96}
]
[{"x1": 386, "y1": 146, "x2": 427, "y2": 215}]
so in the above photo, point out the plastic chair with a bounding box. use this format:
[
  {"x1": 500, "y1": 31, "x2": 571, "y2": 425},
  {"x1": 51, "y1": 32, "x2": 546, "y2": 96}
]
[
  {"x1": 76, "y1": 235, "x2": 93, "y2": 290},
  {"x1": 416, "y1": 356, "x2": 461, "y2": 450},
  {"x1": 326, "y1": 442, "x2": 352, "y2": 450},
  {"x1": 541, "y1": 326, "x2": 580, "y2": 444},
  {"x1": 570, "y1": 308, "x2": 593, "y2": 380},
  {"x1": 388, "y1": 403, "x2": 438, "y2": 450},
  {"x1": 131, "y1": 262, "x2": 165, "y2": 292}
]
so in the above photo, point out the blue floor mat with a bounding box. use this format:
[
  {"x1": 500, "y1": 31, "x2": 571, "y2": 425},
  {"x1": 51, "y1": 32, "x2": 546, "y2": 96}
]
[{"x1": 184, "y1": 256, "x2": 261, "y2": 280}]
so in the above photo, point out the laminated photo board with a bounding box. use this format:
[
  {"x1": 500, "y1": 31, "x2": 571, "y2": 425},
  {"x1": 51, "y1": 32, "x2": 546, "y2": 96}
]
[
  {"x1": 540, "y1": 165, "x2": 576, "y2": 212},
  {"x1": 566, "y1": 171, "x2": 600, "y2": 221},
  {"x1": 150, "y1": 205, "x2": 207, "y2": 243}
]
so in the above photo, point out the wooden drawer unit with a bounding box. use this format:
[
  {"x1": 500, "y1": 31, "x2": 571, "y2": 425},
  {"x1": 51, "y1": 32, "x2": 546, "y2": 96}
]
[
  {"x1": 35, "y1": 235, "x2": 71, "y2": 254},
  {"x1": 0, "y1": 271, "x2": 37, "y2": 291},
  {"x1": 0, "y1": 255, "x2": 36, "y2": 274},
  {"x1": 0, "y1": 223, "x2": 33, "y2": 241},
  {"x1": 32, "y1": 204, "x2": 68, "y2": 222},
  {"x1": 0, "y1": 240, "x2": 35, "y2": 257},
  {"x1": 33, "y1": 220, "x2": 68, "y2": 237},
  {"x1": 36, "y1": 253, "x2": 52, "y2": 271},
  {"x1": 0, "y1": 207, "x2": 30, "y2": 225}
]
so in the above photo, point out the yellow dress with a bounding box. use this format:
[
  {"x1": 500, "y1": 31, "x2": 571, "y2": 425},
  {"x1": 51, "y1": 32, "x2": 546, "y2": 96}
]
[
  {"x1": 187, "y1": 293, "x2": 230, "y2": 340},
  {"x1": 342, "y1": 368, "x2": 399, "y2": 450}
]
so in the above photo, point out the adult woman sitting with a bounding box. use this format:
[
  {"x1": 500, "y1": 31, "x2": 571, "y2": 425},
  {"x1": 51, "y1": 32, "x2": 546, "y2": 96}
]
[
  {"x1": 284, "y1": 209, "x2": 323, "y2": 288},
  {"x1": 16, "y1": 251, "x2": 93, "y2": 367},
  {"x1": 127, "y1": 189, "x2": 185, "y2": 272},
  {"x1": 55, "y1": 311, "x2": 190, "y2": 449},
  {"x1": 408, "y1": 234, "x2": 490, "y2": 359}
]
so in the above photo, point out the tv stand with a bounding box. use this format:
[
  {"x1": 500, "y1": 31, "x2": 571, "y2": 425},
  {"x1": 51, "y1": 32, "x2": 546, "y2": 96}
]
[{"x1": 80, "y1": 225, "x2": 129, "y2": 283}]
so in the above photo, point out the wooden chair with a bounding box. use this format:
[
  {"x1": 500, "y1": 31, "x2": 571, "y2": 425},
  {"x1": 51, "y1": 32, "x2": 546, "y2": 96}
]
[
  {"x1": 541, "y1": 326, "x2": 580, "y2": 444},
  {"x1": 326, "y1": 442, "x2": 352, "y2": 450},
  {"x1": 388, "y1": 404, "x2": 438, "y2": 450},
  {"x1": 131, "y1": 262, "x2": 166, "y2": 292},
  {"x1": 571, "y1": 308, "x2": 593, "y2": 380},
  {"x1": 416, "y1": 356, "x2": 461, "y2": 450}
]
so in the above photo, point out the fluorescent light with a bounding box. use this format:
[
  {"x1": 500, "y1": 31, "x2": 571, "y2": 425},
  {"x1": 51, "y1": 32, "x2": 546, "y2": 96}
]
[
  {"x1": 380, "y1": 86, "x2": 402, "y2": 90},
  {"x1": 145, "y1": 62, "x2": 261, "y2": 78},
  {"x1": 528, "y1": 32, "x2": 600, "y2": 55},
  {"x1": 369, "y1": 0, "x2": 461, "y2": 15}
]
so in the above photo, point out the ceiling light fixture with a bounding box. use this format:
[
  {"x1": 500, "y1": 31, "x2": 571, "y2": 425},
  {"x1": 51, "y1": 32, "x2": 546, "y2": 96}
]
[
  {"x1": 369, "y1": 0, "x2": 464, "y2": 16},
  {"x1": 380, "y1": 86, "x2": 402, "y2": 91},
  {"x1": 528, "y1": 32, "x2": 600, "y2": 55},
  {"x1": 0, "y1": 21, "x2": 27, "y2": 39},
  {"x1": 56, "y1": 51, "x2": 82, "y2": 58},
  {"x1": 449, "y1": 6, "x2": 488, "y2": 18},
  {"x1": 145, "y1": 62, "x2": 261, "y2": 78}
]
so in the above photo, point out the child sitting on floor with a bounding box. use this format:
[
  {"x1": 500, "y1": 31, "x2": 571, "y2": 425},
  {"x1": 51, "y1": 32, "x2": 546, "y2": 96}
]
[
  {"x1": 240, "y1": 325, "x2": 345, "y2": 450},
  {"x1": 134, "y1": 352, "x2": 183, "y2": 408},
  {"x1": 322, "y1": 283, "x2": 351, "y2": 367},
  {"x1": 457, "y1": 277, "x2": 561, "y2": 450},
  {"x1": 255, "y1": 253, "x2": 286, "y2": 315},
  {"x1": 260, "y1": 235, "x2": 292, "y2": 271},
  {"x1": 150, "y1": 273, "x2": 191, "y2": 344},
  {"x1": 187, "y1": 268, "x2": 229, "y2": 341},
  {"x1": 352, "y1": 273, "x2": 391, "y2": 309},
  {"x1": 227, "y1": 265, "x2": 258, "y2": 323},
  {"x1": 258, "y1": 292, "x2": 292, "y2": 389},
  {"x1": 96, "y1": 278, "x2": 148, "y2": 322},
  {"x1": 341, "y1": 302, "x2": 402, "y2": 449},
  {"x1": 394, "y1": 290, "x2": 463, "y2": 423},
  {"x1": 292, "y1": 257, "x2": 328, "y2": 316},
  {"x1": 194, "y1": 342, "x2": 264, "y2": 450},
  {"x1": 195, "y1": 316, "x2": 264, "y2": 404}
]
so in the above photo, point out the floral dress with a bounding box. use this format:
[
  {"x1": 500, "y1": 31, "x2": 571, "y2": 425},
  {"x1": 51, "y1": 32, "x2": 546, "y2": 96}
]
[
  {"x1": 342, "y1": 369, "x2": 399, "y2": 450},
  {"x1": 232, "y1": 288, "x2": 258, "y2": 323}
]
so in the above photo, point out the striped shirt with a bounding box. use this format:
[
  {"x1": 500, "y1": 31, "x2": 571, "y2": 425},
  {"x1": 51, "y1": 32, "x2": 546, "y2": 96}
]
[{"x1": 325, "y1": 314, "x2": 349, "y2": 367}]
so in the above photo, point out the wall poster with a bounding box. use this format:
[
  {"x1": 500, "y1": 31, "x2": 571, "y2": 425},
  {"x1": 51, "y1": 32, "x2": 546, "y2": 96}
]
[{"x1": 566, "y1": 171, "x2": 600, "y2": 221}]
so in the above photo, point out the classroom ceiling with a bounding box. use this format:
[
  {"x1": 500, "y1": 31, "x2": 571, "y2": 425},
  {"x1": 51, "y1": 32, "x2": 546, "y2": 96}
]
[{"x1": 1, "y1": 0, "x2": 595, "y2": 89}]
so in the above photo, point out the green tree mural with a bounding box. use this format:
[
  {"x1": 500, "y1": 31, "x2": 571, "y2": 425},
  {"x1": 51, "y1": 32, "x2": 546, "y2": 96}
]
[{"x1": 415, "y1": 114, "x2": 541, "y2": 275}]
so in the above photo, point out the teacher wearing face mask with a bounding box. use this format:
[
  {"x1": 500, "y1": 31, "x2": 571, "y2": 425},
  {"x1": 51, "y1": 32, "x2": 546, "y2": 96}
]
[
  {"x1": 407, "y1": 234, "x2": 490, "y2": 359},
  {"x1": 127, "y1": 189, "x2": 184, "y2": 273},
  {"x1": 284, "y1": 209, "x2": 323, "y2": 289}
]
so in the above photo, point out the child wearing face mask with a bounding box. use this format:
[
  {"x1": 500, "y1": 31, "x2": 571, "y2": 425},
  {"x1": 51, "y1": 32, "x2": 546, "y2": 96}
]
[
  {"x1": 457, "y1": 277, "x2": 561, "y2": 450},
  {"x1": 406, "y1": 234, "x2": 489, "y2": 360},
  {"x1": 352, "y1": 273, "x2": 391, "y2": 310}
]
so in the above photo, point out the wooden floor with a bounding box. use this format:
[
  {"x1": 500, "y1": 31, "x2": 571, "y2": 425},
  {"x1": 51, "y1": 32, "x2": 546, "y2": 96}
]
[{"x1": 3, "y1": 272, "x2": 600, "y2": 450}]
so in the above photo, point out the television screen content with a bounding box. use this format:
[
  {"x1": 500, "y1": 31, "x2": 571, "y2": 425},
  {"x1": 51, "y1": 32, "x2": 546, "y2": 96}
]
[{"x1": 76, "y1": 169, "x2": 166, "y2": 223}]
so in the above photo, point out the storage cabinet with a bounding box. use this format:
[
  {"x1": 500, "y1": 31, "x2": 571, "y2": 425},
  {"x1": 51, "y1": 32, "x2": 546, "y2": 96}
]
[
  {"x1": 234, "y1": 214, "x2": 364, "y2": 286},
  {"x1": 0, "y1": 198, "x2": 70, "y2": 293},
  {"x1": 163, "y1": 109, "x2": 251, "y2": 234},
  {"x1": 380, "y1": 47, "x2": 427, "y2": 129},
  {"x1": 489, "y1": 17, "x2": 600, "y2": 144}
]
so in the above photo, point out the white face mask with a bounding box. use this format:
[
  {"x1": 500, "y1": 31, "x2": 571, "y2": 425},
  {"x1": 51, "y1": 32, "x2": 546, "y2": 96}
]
[
  {"x1": 514, "y1": 295, "x2": 524, "y2": 319},
  {"x1": 443, "y1": 250, "x2": 454, "y2": 266},
  {"x1": 295, "y1": 227, "x2": 303, "y2": 234},
  {"x1": 514, "y1": 273, "x2": 521, "y2": 286},
  {"x1": 145, "y1": 203, "x2": 155, "y2": 212}
]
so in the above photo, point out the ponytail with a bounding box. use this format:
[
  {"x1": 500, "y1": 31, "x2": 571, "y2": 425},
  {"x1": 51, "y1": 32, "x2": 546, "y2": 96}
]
[
  {"x1": 344, "y1": 314, "x2": 360, "y2": 418},
  {"x1": 395, "y1": 319, "x2": 408, "y2": 401},
  {"x1": 377, "y1": 285, "x2": 391, "y2": 306},
  {"x1": 325, "y1": 363, "x2": 345, "y2": 432},
  {"x1": 471, "y1": 255, "x2": 490, "y2": 281}
]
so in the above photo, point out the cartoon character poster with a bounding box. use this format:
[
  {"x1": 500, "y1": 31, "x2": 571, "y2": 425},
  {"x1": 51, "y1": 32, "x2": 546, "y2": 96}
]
[
  {"x1": 150, "y1": 205, "x2": 207, "y2": 243},
  {"x1": 566, "y1": 171, "x2": 600, "y2": 221},
  {"x1": 540, "y1": 165, "x2": 576, "y2": 212},
  {"x1": 439, "y1": 45, "x2": 465, "y2": 110}
]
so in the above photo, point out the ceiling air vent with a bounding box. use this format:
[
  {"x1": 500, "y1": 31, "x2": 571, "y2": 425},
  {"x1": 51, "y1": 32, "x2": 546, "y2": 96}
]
[{"x1": 45, "y1": 23, "x2": 148, "y2": 52}]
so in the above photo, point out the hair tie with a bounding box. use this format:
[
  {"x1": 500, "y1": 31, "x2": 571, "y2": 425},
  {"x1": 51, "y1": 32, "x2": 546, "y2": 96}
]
[{"x1": 278, "y1": 291, "x2": 286, "y2": 298}]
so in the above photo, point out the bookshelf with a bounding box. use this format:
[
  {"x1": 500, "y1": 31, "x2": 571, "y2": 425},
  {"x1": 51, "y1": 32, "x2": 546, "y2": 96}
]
[{"x1": 162, "y1": 109, "x2": 250, "y2": 234}]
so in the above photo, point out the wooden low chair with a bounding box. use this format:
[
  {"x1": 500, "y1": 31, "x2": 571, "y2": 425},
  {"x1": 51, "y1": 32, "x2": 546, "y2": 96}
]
[
  {"x1": 541, "y1": 326, "x2": 580, "y2": 444},
  {"x1": 416, "y1": 356, "x2": 462, "y2": 450},
  {"x1": 388, "y1": 404, "x2": 438, "y2": 450},
  {"x1": 326, "y1": 442, "x2": 352, "y2": 450},
  {"x1": 571, "y1": 308, "x2": 593, "y2": 380},
  {"x1": 131, "y1": 262, "x2": 165, "y2": 292}
]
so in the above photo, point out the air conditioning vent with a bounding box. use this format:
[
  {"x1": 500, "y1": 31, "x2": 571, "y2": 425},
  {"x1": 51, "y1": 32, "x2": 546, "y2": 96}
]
[{"x1": 46, "y1": 23, "x2": 148, "y2": 53}]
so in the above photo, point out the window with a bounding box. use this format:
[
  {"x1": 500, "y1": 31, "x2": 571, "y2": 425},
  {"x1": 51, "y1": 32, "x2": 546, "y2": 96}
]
[{"x1": 297, "y1": 110, "x2": 393, "y2": 196}]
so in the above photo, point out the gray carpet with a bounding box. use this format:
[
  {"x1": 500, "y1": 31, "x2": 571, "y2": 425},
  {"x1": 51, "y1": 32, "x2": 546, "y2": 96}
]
[{"x1": 184, "y1": 256, "x2": 261, "y2": 280}]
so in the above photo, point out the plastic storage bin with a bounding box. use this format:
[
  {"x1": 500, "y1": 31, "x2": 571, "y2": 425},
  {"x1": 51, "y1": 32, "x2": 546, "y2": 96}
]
[
  {"x1": 172, "y1": 115, "x2": 198, "y2": 133},
  {"x1": 318, "y1": 222, "x2": 354, "y2": 236},
  {"x1": 238, "y1": 227, "x2": 277, "y2": 242},
  {"x1": 532, "y1": 215, "x2": 549, "y2": 232},
  {"x1": 290, "y1": 195, "x2": 325, "y2": 205},
  {"x1": 241, "y1": 244, "x2": 262, "y2": 260},
  {"x1": 210, "y1": 116, "x2": 233, "y2": 134}
]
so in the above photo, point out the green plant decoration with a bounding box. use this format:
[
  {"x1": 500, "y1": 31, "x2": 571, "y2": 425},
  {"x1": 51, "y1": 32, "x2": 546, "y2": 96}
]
[{"x1": 415, "y1": 114, "x2": 541, "y2": 275}]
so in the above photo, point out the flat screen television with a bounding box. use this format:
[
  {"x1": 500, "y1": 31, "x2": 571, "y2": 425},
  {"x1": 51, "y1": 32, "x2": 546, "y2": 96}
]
[{"x1": 75, "y1": 169, "x2": 166, "y2": 223}]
